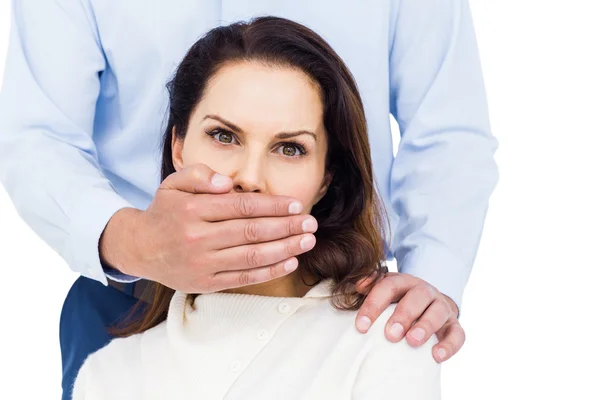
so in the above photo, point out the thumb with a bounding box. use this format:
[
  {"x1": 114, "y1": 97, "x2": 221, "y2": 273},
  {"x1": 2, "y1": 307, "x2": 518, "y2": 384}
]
[{"x1": 160, "y1": 163, "x2": 232, "y2": 194}]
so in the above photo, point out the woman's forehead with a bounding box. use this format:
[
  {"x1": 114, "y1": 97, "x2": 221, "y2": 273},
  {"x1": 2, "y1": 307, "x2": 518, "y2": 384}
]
[{"x1": 194, "y1": 61, "x2": 326, "y2": 136}]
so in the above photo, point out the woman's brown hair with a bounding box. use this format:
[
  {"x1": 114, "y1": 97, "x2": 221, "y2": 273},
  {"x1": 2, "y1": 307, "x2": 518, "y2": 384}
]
[{"x1": 113, "y1": 16, "x2": 389, "y2": 337}]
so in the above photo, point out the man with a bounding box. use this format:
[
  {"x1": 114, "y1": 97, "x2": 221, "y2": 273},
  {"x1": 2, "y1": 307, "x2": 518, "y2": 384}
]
[{"x1": 0, "y1": 0, "x2": 498, "y2": 399}]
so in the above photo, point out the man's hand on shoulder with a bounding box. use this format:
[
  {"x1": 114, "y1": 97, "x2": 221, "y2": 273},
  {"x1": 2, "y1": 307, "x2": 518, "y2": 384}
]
[{"x1": 354, "y1": 272, "x2": 465, "y2": 364}]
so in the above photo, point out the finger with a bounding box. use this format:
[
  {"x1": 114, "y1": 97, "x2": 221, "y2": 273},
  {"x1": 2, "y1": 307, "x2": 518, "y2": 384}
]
[
  {"x1": 355, "y1": 271, "x2": 378, "y2": 294},
  {"x1": 206, "y1": 215, "x2": 318, "y2": 249},
  {"x1": 401, "y1": 298, "x2": 451, "y2": 347},
  {"x1": 211, "y1": 257, "x2": 299, "y2": 291},
  {"x1": 431, "y1": 320, "x2": 466, "y2": 363},
  {"x1": 211, "y1": 233, "x2": 316, "y2": 271},
  {"x1": 194, "y1": 192, "x2": 305, "y2": 221},
  {"x1": 355, "y1": 273, "x2": 417, "y2": 333},
  {"x1": 441, "y1": 293, "x2": 460, "y2": 318},
  {"x1": 355, "y1": 265, "x2": 388, "y2": 294},
  {"x1": 383, "y1": 282, "x2": 438, "y2": 343},
  {"x1": 161, "y1": 163, "x2": 233, "y2": 194}
]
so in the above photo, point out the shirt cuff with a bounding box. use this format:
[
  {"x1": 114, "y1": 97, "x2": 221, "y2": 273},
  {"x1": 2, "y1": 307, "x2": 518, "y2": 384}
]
[
  {"x1": 103, "y1": 266, "x2": 141, "y2": 283},
  {"x1": 68, "y1": 187, "x2": 139, "y2": 285},
  {"x1": 395, "y1": 244, "x2": 472, "y2": 319}
]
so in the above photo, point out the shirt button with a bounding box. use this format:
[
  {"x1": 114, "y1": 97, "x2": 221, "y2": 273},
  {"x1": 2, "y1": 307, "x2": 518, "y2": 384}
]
[
  {"x1": 230, "y1": 361, "x2": 242, "y2": 372},
  {"x1": 256, "y1": 329, "x2": 269, "y2": 340},
  {"x1": 278, "y1": 303, "x2": 291, "y2": 314}
]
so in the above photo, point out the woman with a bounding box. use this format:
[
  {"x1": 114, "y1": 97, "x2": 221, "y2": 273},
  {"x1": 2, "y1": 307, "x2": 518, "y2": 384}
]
[{"x1": 73, "y1": 17, "x2": 441, "y2": 399}]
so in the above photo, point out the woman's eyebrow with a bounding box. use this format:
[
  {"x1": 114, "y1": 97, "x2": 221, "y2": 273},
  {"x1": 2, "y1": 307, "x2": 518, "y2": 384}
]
[
  {"x1": 203, "y1": 114, "x2": 317, "y2": 141},
  {"x1": 275, "y1": 131, "x2": 317, "y2": 141},
  {"x1": 203, "y1": 114, "x2": 242, "y2": 132}
]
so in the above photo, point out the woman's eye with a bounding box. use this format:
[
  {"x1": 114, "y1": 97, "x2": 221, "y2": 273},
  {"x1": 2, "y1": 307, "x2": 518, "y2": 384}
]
[
  {"x1": 278, "y1": 143, "x2": 307, "y2": 157},
  {"x1": 282, "y1": 144, "x2": 298, "y2": 157},
  {"x1": 216, "y1": 132, "x2": 234, "y2": 144}
]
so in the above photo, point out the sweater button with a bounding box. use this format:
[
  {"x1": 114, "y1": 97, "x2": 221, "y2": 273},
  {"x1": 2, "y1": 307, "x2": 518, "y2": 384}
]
[
  {"x1": 256, "y1": 329, "x2": 269, "y2": 340},
  {"x1": 230, "y1": 361, "x2": 242, "y2": 372},
  {"x1": 278, "y1": 303, "x2": 291, "y2": 314}
]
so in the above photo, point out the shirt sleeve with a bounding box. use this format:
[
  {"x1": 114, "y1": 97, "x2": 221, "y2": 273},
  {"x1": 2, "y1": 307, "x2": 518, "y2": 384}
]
[
  {"x1": 388, "y1": 0, "x2": 499, "y2": 315},
  {"x1": 0, "y1": 0, "x2": 138, "y2": 284},
  {"x1": 352, "y1": 308, "x2": 442, "y2": 399}
]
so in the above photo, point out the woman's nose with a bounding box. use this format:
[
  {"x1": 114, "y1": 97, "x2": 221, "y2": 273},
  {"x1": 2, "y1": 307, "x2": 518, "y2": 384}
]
[
  {"x1": 232, "y1": 155, "x2": 267, "y2": 193},
  {"x1": 233, "y1": 182, "x2": 262, "y2": 193}
]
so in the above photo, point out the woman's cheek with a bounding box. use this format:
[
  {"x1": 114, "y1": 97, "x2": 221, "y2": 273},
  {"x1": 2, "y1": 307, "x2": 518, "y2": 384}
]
[
  {"x1": 269, "y1": 171, "x2": 322, "y2": 208},
  {"x1": 182, "y1": 144, "x2": 234, "y2": 175}
]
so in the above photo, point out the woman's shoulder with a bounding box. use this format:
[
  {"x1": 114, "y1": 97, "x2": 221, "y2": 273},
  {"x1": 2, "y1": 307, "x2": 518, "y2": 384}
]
[
  {"x1": 74, "y1": 335, "x2": 144, "y2": 385},
  {"x1": 72, "y1": 323, "x2": 168, "y2": 399},
  {"x1": 313, "y1": 301, "x2": 440, "y2": 359},
  {"x1": 86, "y1": 320, "x2": 169, "y2": 366},
  {"x1": 351, "y1": 305, "x2": 442, "y2": 398},
  {"x1": 88, "y1": 332, "x2": 145, "y2": 365}
]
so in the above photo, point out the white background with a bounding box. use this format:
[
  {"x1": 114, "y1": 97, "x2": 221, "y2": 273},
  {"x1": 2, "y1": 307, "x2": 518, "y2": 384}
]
[{"x1": 1, "y1": 1, "x2": 599, "y2": 399}]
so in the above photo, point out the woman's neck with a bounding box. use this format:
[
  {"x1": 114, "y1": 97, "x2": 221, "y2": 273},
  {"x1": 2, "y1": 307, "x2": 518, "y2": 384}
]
[{"x1": 220, "y1": 270, "x2": 318, "y2": 298}]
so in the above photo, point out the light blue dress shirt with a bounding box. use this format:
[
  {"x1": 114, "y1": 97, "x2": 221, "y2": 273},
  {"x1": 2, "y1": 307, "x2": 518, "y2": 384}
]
[{"x1": 0, "y1": 0, "x2": 498, "y2": 312}]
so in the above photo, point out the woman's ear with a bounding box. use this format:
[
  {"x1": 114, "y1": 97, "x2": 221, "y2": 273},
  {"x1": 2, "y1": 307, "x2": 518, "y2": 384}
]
[
  {"x1": 315, "y1": 171, "x2": 333, "y2": 203},
  {"x1": 171, "y1": 126, "x2": 184, "y2": 172}
]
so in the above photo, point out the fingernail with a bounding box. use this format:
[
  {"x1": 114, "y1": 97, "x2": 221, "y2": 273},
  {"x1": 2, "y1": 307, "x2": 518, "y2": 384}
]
[
  {"x1": 356, "y1": 316, "x2": 372, "y2": 332},
  {"x1": 410, "y1": 327, "x2": 425, "y2": 342},
  {"x1": 301, "y1": 218, "x2": 317, "y2": 232},
  {"x1": 211, "y1": 173, "x2": 230, "y2": 188},
  {"x1": 288, "y1": 201, "x2": 303, "y2": 214},
  {"x1": 389, "y1": 323, "x2": 404, "y2": 339},
  {"x1": 300, "y1": 235, "x2": 316, "y2": 250},
  {"x1": 436, "y1": 348, "x2": 447, "y2": 361},
  {"x1": 284, "y1": 258, "x2": 298, "y2": 272}
]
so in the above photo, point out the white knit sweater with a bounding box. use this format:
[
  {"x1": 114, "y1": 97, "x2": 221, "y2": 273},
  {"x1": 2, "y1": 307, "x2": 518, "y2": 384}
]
[{"x1": 73, "y1": 279, "x2": 441, "y2": 399}]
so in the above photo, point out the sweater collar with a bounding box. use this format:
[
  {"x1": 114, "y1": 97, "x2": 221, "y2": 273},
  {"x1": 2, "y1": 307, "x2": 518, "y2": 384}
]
[
  {"x1": 301, "y1": 278, "x2": 335, "y2": 299},
  {"x1": 166, "y1": 279, "x2": 336, "y2": 344}
]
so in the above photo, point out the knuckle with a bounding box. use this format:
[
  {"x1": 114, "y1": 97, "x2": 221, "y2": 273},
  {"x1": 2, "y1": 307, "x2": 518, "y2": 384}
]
[
  {"x1": 183, "y1": 223, "x2": 210, "y2": 245},
  {"x1": 393, "y1": 306, "x2": 414, "y2": 323},
  {"x1": 183, "y1": 199, "x2": 197, "y2": 215},
  {"x1": 416, "y1": 282, "x2": 437, "y2": 299},
  {"x1": 272, "y1": 200, "x2": 284, "y2": 216},
  {"x1": 244, "y1": 221, "x2": 260, "y2": 243},
  {"x1": 234, "y1": 194, "x2": 257, "y2": 217},
  {"x1": 381, "y1": 273, "x2": 400, "y2": 292},
  {"x1": 245, "y1": 247, "x2": 261, "y2": 268},
  {"x1": 441, "y1": 301, "x2": 453, "y2": 317},
  {"x1": 190, "y1": 165, "x2": 205, "y2": 182},
  {"x1": 182, "y1": 227, "x2": 198, "y2": 245},
  {"x1": 247, "y1": 271, "x2": 260, "y2": 286},
  {"x1": 454, "y1": 324, "x2": 466, "y2": 342},
  {"x1": 360, "y1": 299, "x2": 381, "y2": 316},
  {"x1": 238, "y1": 270, "x2": 251, "y2": 286},
  {"x1": 191, "y1": 168, "x2": 200, "y2": 182},
  {"x1": 285, "y1": 238, "x2": 295, "y2": 256},
  {"x1": 159, "y1": 174, "x2": 172, "y2": 188},
  {"x1": 287, "y1": 218, "x2": 296, "y2": 236},
  {"x1": 194, "y1": 270, "x2": 215, "y2": 293},
  {"x1": 269, "y1": 264, "x2": 278, "y2": 280},
  {"x1": 192, "y1": 163, "x2": 208, "y2": 175},
  {"x1": 389, "y1": 282, "x2": 403, "y2": 300}
]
